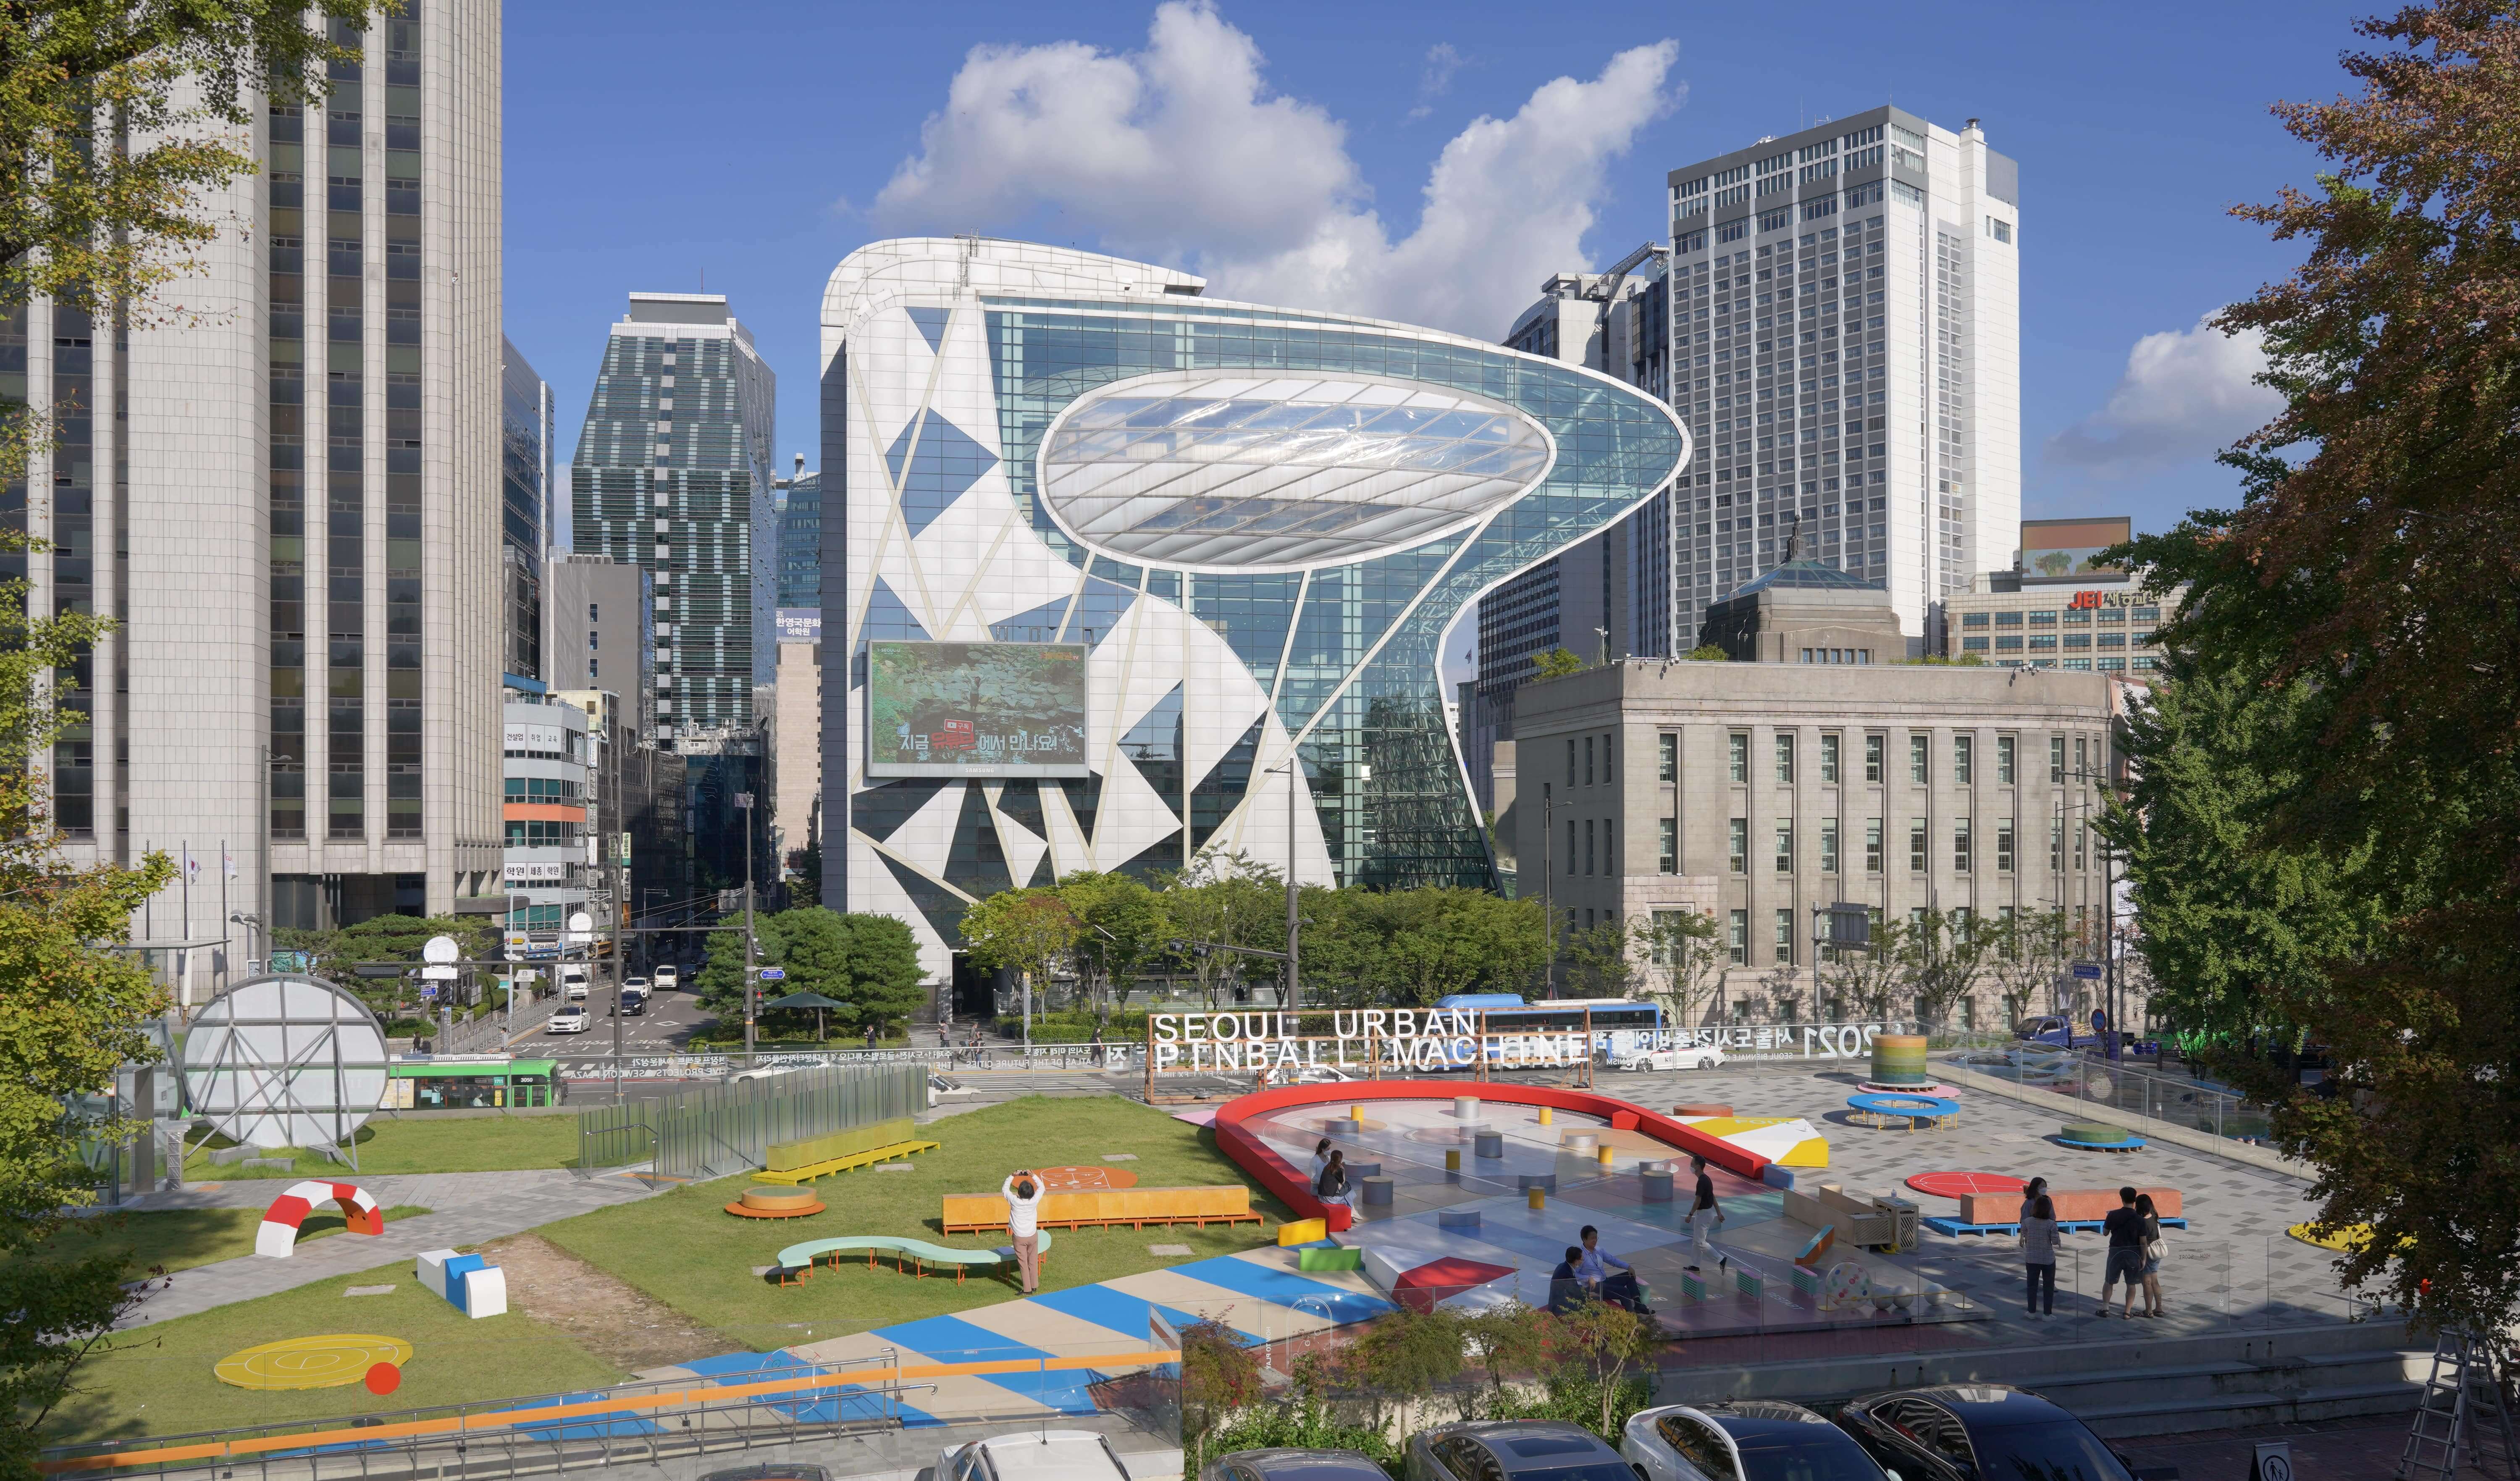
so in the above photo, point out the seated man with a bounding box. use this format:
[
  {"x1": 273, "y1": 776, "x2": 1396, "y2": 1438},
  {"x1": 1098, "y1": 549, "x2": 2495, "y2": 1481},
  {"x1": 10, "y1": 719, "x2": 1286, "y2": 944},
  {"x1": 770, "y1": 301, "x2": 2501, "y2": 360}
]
[
  {"x1": 1576, "y1": 1224, "x2": 1650, "y2": 1313},
  {"x1": 1547, "y1": 1245, "x2": 1586, "y2": 1315}
]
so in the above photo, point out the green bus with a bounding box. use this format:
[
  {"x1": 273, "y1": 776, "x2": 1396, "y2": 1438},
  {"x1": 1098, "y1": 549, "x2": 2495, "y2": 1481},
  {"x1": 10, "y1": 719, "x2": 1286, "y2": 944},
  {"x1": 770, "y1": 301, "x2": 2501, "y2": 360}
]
[{"x1": 385, "y1": 1056, "x2": 564, "y2": 1110}]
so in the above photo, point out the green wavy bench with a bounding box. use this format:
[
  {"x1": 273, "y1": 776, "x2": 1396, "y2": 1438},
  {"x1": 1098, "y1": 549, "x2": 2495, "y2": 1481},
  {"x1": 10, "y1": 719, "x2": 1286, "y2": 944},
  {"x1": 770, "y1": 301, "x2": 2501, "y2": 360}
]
[{"x1": 769, "y1": 1230, "x2": 1057, "y2": 1286}]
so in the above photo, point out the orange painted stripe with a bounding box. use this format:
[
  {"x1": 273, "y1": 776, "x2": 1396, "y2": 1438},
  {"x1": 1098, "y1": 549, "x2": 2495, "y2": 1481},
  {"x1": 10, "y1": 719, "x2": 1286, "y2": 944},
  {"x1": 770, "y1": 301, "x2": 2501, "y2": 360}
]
[
  {"x1": 40, "y1": 1349, "x2": 1181, "y2": 1473},
  {"x1": 502, "y1": 803, "x2": 585, "y2": 822}
]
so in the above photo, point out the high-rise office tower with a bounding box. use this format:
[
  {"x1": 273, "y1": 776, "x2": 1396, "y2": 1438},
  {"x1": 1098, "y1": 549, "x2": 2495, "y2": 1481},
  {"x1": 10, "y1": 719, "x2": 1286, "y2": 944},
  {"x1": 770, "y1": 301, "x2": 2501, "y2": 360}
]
[
  {"x1": 569, "y1": 293, "x2": 777, "y2": 748},
  {"x1": 501, "y1": 338, "x2": 553, "y2": 683},
  {"x1": 1660, "y1": 106, "x2": 2018, "y2": 651},
  {"x1": 3, "y1": 4, "x2": 506, "y2": 964},
  {"x1": 775, "y1": 456, "x2": 820, "y2": 609}
]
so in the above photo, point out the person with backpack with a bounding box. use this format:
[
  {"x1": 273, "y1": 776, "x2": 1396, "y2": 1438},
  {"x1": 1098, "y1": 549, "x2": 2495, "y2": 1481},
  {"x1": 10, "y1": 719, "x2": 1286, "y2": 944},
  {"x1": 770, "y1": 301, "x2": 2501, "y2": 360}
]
[
  {"x1": 2135, "y1": 1192, "x2": 2167, "y2": 1318},
  {"x1": 2019, "y1": 1193, "x2": 2063, "y2": 1316}
]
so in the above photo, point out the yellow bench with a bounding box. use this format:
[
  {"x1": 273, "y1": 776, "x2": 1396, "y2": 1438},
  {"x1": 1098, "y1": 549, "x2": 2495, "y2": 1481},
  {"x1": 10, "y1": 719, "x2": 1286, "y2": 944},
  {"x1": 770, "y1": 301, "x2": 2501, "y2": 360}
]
[
  {"x1": 752, "y1": 1139, "x2": 937, "y2": 1185},
  {"x1": 754, "y1": 1117, "x2": 938, "y2": 1185},
  {"x1": 941, "y1": 1185, "x2": 1260, "y2": 1233}
]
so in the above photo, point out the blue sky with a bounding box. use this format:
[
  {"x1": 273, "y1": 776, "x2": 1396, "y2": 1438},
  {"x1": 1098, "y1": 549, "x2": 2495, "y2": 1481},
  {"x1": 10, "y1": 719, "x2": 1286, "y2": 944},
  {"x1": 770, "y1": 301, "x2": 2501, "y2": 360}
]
[{"x1": 508, "y1": 0, "x2": 2363, "y2": 554}]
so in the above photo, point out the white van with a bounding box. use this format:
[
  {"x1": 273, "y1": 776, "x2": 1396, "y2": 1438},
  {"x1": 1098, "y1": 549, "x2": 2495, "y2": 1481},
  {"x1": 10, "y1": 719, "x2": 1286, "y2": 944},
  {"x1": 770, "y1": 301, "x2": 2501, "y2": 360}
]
[
  {"x1": 654, "y1": 964, "x2": 680, "y2": 992},
  {"x1": 561, "y1": 964, "x2": 589, "y2": 1000}
]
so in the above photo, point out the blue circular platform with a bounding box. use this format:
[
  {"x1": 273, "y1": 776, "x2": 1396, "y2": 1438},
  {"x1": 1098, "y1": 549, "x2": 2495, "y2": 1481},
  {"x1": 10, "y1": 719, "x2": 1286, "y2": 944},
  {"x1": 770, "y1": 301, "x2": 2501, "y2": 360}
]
[{"x1": 1847, "y1": 1092, "x2": 1960, "y2": 1130}]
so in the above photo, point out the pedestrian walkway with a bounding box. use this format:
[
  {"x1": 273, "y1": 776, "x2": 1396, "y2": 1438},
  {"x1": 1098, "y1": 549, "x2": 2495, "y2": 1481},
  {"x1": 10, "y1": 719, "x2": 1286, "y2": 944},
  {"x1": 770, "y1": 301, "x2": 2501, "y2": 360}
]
[
  {"x1": 678, "y1": 1244, "x2": 1393, "y2": 1428},
  {"x1": 111, "y1": 1167, "x2": 661, "y2": 1329}
]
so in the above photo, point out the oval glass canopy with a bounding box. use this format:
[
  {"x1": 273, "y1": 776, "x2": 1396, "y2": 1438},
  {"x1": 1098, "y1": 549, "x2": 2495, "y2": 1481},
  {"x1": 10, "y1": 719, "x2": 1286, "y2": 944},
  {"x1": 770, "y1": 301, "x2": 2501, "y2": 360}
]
[{"x1": 1036, "y1": 370, "x2": 1555, "y2": 570}]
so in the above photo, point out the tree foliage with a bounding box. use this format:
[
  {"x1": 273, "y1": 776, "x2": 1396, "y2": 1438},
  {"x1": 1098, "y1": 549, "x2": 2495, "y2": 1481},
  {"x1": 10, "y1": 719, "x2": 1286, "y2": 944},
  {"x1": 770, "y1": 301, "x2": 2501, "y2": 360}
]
[
  {"x1": 1154, "y1": 849, "x2": 1284, "y2": 1008},
  {"x1": 1295, "y1": 886, "x2": 1546, "y2": 1006},
  {"x1": 2098, "y1": 0, "x2": 2520, "y2": 1336},
  {"x1": 1529, "y1": 646, "x2": 1584, "y2": 679},
  {"x1": 696, "y1": 907, "x2": 926, "y2": 1037},
  {"x1": 1890, "y1": 906, "x2": 1999, "y2": 1025},
  {"x1": 1633, "y1": 908, "x2": 1724, "y2": 1026}
]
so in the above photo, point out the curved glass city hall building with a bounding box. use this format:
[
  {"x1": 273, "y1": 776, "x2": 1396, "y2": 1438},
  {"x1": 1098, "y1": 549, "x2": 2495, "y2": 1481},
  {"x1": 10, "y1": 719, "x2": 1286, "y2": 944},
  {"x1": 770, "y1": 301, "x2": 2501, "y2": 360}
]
[{"x1": 821, "y1": 239, "x2": 1690, "y2": 979}]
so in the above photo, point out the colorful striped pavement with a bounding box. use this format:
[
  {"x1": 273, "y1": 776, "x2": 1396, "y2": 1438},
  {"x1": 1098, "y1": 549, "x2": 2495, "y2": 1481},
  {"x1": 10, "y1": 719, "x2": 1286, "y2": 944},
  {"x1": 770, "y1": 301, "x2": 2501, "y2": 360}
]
[{"x1": 647, "y1": 1245, "x2": 1393, "y2": 1428}]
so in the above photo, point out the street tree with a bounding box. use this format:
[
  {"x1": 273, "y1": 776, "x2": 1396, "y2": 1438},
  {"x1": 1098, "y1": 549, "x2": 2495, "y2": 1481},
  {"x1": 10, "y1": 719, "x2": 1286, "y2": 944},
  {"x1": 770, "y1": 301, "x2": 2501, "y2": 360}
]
[
  {"x1": 1985, "y1": 910, "x2": 2081, "y2": 1030},
  {"x1": 1155, "y1": 848, "x2": 1283, "y2": 1008},
  {"x1": 1892, "y1": 906, "x2": 1998, "y2": 1028},
  {"x1": 2096, "y1": 1, "x2": 2520, "y2": 1334},
  {"x1": 957, "y1": 888, "x2": 1079, "y2": 1014},
  {"x1": 1633, "y1": 908, "x2": 1725, "y2": 1027},
  {"x1": 1815, "y1": 915, "x2": 1904, "y2": 1021},
  {"x1": 1055, "y1": 871, "x2": 1166, "y2": 1032},
  {"x1": 1562, "y1": 917, "x2": 1639, "y2": 999}
]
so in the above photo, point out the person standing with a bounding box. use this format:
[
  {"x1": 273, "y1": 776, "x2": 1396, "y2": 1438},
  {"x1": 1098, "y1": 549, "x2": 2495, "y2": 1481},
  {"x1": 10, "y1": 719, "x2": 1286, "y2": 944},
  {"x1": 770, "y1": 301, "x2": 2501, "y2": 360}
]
[
  {"x1": 1688, "y1": 1155, "x2": 1727, "y2": 1270},
  {"x1": 2019, "y1": 1194, "x2": 2063, "y2": 1317},
  {"x1": 2017, "y1": 1176, "x2": 2049, "y2": 1229},
  {"x1": 2100, "y1": 1185, "x2": 2145, "y2": 1317},
  {"x1": 1002, "y1": 1170, "x2": 1045, "y2": 1294},
  {"x1": 2135, "y1": 1192, "x2": 2167, "y2": 1318}
]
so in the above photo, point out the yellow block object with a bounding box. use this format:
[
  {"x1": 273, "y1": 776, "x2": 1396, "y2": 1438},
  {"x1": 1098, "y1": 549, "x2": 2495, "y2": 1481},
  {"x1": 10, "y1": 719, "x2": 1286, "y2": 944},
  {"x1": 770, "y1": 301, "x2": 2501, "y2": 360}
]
[
  {"x1": 1538, "y1": 1107, "x2": 1553, "y2": 1125},
  {"x1": 1528, "y1": 1187, "x2": 1546, "y2": 1210},
  {"x1": 1445, "y1": 1149, "x2": 1461, "y2": 1171},
  {"x1": 942, "y1": 1184, "x2": 1257, "y2": 1232},
  {"x1": 1779, "y1": 1137, "x2": 1832, "y2": 1168},
  {"x1": 215, "y1": 1334, "x2": 413, "y2": 1391},
  {"x1": 1598, "y1": 1145, "x2": 1616, "y2": 1167},
  {"x1": 2287, "y1": 1221, "x2": 2409, "y2": 1254},
  {"x1": 1278, "y1": 1218, "x2": 1327, "y2": 1246},
  {"x1": 1349, "y1": 1104, "x2": 1364, "y2": 1121}
]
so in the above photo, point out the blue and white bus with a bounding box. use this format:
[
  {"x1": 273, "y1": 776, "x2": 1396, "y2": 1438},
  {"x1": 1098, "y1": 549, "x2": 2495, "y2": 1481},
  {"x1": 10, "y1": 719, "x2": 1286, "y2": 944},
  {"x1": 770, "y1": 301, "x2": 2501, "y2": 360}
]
[{"x1": 1431, "y1": 994, "x2": 1664, "y2": 1067}]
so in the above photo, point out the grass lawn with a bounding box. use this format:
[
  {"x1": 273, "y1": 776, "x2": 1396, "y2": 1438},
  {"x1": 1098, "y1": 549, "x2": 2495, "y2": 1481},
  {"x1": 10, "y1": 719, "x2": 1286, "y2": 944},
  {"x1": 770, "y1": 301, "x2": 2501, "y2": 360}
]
[
  {"x1": 182, "y1": 1114, "x2": 580, "y2": 1180},
  {"x1": 536, "y1": 1095, "x2": 1294, "y2": 1353},
  {"x1": 43, "y1": 1257, "x2": 624, "y2": 1447},
  {"x1": 42, "y1": 1205, "x2": 432, "y2": 1276}
]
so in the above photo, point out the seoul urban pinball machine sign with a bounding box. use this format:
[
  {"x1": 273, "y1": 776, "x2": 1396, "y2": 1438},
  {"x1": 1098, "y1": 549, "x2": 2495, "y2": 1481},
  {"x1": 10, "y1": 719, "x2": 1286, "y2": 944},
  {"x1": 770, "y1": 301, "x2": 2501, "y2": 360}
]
[{"x1": 1142, "y1": 1009, "x2": 1907, "y2": 1074}]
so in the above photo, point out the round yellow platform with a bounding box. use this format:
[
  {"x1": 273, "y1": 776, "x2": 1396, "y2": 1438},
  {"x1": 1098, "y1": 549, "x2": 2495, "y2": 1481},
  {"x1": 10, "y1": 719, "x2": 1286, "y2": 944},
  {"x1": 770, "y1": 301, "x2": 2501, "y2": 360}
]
[{"x1": 215, "y1": 1334, "x2": 414, "y2": 1391}]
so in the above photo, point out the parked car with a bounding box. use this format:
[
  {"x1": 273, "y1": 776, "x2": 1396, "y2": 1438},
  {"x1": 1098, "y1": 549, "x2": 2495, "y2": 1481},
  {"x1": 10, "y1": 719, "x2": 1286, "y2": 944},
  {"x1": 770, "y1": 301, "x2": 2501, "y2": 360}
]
[
  {"x1": 700, "y1": 1466, "x2": 830, "y2": 1481},
  {"x1": 1612, "y1": 1042, "x2": 1728, "y2": 1073},
  {"x1": 1835, "y1": 1385, "x2": 2172, "y2": 1481},
  {"x1": 1408, "y1": 1420, "x2": 1633, "y2": 1481},
  {"x1": 939, "y1": 1430, "x2": 1132, "y2": 1481},
  {"x1": 546, "y1": 1004, "x2": 590, "y2": 1034},
  {"x1": 1201, "y1": 1448, "x2": 1389, "y2": 1481},
  {"x1": 1625, "y1": 1400, "x2": 1891, "y2": 1481}
]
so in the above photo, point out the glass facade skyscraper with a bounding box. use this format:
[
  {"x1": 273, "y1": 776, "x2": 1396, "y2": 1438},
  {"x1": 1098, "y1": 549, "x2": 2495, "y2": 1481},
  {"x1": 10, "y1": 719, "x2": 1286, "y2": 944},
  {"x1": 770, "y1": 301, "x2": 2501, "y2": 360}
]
[
  {"x1": 822, "y1": 240, "x2": 1689, "y2": 980},
  {"x1": 501, "y1": 336, "x2": 552, "y2": 683},
  {"x1": 570, "y1": 293, "x2": 777, "y2": 746},
  {"x1": 776, "y1": 467, "x2": 820, "y2": 608}
]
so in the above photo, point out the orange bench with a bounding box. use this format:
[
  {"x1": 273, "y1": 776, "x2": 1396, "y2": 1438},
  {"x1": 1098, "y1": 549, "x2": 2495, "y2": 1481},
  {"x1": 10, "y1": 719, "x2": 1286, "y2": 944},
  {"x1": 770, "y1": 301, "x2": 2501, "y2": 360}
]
[
  {"x1": 1961, "y1": 1186, "x2": 2181, "y2": 1226},
  {"x1": 941, "y1": 1185, "x2": 1260, "y2": 1234}
]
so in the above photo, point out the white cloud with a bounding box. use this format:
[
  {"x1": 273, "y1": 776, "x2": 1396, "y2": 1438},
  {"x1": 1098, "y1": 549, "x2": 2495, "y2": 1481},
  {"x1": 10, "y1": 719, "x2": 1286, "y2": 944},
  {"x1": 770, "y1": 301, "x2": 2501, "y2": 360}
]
[
  {"x1": 1408, "y1": 42, "x2": 1464, "y2": 121},
  {"x1": 873, "y1": 3, "x2": 1678, "y2": 340},
  {"x1": 2045, "y1": 315, "x2": 2282, "y2": 472}
]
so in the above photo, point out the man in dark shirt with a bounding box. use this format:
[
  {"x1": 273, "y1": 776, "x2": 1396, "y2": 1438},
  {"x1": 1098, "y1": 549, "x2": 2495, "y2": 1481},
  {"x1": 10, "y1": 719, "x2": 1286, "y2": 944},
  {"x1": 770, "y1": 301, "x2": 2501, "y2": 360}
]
[
  {"x1": 1688, "y1": 1155, "x2": 1728, "y2": 1271},
  {"x1": 1547, "y1": 1245, "x2": 1585, "y2": 1315},
  {"x1": 2100, "y1": 1185, "x2": 2145, "y2": 1317}
]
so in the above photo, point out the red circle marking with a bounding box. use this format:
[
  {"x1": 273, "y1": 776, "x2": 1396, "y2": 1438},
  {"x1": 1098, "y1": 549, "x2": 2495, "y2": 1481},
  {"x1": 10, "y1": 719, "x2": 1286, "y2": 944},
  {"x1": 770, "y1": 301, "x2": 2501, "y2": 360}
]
[
  {"x1": 1904, "y1": 1171, "x2": 2027, "y2": 1200},
  {"x1": 363, "y1": 1362, "x2": 402, "y2": 1396}
]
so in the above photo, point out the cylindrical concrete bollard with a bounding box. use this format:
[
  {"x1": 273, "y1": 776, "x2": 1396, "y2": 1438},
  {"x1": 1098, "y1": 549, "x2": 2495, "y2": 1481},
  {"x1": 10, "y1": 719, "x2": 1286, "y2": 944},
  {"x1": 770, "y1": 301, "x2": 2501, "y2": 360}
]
[
  {"x1": 1641, "y1": 1167, "x2": 1675, "y2": 1202},
  {"x1": 1362, "y1": 1176, "x2": 1394, "y2": 1207},
  {"x1": 1528, "y1": 1186, "x2": 1546, "y2": 1211},
  {"x1": 1454, "y1": 1096, "x2": 1480, "y2": 1120},
  {"x1": 1538, "y1": 1106, "x2": 1554, "y2": 1126},
  {"x1": 1475, "y1": 1131, "x2": 1504, "y2": 1158},
  {"x1": 1563, "y1": 1132, "x2": 1597, "y2": 1154}
]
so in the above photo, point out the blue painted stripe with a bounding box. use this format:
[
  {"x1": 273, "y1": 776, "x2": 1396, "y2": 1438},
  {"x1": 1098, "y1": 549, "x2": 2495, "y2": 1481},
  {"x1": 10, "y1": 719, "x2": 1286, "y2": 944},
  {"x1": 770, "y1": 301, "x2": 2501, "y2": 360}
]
[
  {"x1": 1026, "y1": 1284, "x2": 1263, "y2": 1346},
  {"x1": 871, "y1": 1314, "x2": 1051, "y2": 1365},
  {"x1": 1171, "y1": 1255, "x2": 1395, "y2": 1325}
]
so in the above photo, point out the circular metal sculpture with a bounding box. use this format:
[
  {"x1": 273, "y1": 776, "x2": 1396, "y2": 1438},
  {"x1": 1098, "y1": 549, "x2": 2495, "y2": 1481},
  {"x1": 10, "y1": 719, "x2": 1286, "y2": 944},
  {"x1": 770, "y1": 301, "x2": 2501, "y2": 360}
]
[
  {"x1": 1037, "y1": 370, "x2": 1555, "y2": 570},
  {"x1": 180, "y1": 974, "x2": 390, "y2": 1153}
]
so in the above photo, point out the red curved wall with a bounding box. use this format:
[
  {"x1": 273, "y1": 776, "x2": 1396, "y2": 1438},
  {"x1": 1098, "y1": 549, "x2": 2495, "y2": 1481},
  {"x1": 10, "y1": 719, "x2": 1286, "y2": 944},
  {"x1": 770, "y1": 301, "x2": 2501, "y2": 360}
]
[{"x1": 1209, "y1": 1080, "x2": 1771, "y2": 1233}]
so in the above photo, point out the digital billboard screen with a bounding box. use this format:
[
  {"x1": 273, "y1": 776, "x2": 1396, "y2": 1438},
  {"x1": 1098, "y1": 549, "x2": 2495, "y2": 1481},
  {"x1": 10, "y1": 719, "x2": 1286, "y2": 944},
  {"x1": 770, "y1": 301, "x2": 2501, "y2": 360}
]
[{"x1": 865, "y1": 641, "x2": 1090, "y2": 778}]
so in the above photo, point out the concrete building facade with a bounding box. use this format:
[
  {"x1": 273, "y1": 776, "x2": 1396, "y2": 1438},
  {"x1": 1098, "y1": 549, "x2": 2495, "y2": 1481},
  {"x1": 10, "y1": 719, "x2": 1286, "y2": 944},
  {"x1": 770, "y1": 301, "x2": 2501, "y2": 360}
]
[
  {"x1": 8, "y1": 1, "x2": 508, "y2": 977},
  {"x1": 1512, "y1": 660, "x2": 2127, "y2": 1029},
  {"x1": 542, "y1": 554, "x2": 654, "y2": 738},
  {"x1": 772, "y1": 611, "x2": 822, "y2": 883}
]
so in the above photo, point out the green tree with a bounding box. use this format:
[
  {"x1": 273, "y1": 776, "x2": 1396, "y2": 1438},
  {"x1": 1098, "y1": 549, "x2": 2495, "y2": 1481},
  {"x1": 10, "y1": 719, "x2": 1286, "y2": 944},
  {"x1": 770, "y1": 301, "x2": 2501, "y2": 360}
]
[
  {"x1": 1056, "y1": 870, "x2": 1166, "y2": 1031},
  {"x1": 834, "y1": 913, "x2": 927, "y2": 1036},
  {"x1": 274, "y1": 912, "x2": 493, "y2": 1022},
  {"x1": 1156, "y1": 849, "x2": 1284, "y2": 1008},
  {"x1": 696, "y1": 912, "x2": 788, "y2": 1024},
  {"x1": 1634, "y1": 908, "x2": 1725, "y2": 1027},
  {"x1": 1815, "y1": 919, "x2": 1902, "y2": 1021},
  {"x1": 1529, "y1": 646, "x2": 1584, "y2": 679},
  {"x1": 1541, "y1": 1300, "x2": 1657, "y2": 1436},
  {"x1": 2092, "y1": 0, "x2": 2520, "y2": 1335},
  {"x1": 1681, "y1": 644, "x2": 1730, "y2": 662},
  {"x1": 1562, "y1": 917, "x2": 1638, "y2": 998},
  {"x1": 1984, "y1": 909, "x2": 2082, "y2": 1032},
  {"x1": 958, "y1": 888, "x2": 1079, "y2": 1014},
  {"x1": 1891, "y1": 906, "x2": 1998, "y2": 1027},
  {"x1": 1335, "y1": 1306, "x2": 1465, "y2": 1433},
  {"x1": 1177, "y1": 1318, "x2": 1264, "y2": 1473}
]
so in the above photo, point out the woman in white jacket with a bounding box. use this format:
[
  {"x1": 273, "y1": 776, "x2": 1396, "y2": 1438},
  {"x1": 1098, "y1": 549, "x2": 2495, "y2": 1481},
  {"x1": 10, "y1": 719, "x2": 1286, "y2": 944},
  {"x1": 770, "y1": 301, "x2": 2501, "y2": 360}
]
[{"x1": 1002, "y1": 1171, "x2": 1044, "y2": 1294}]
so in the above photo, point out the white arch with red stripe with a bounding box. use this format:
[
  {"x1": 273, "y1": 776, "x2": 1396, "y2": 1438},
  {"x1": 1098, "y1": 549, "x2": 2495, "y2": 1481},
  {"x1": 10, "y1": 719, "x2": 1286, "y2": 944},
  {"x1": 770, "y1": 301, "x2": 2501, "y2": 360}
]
[{"x1": 255, "y1": 1180, "x2": 384, "y2": 1258}]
